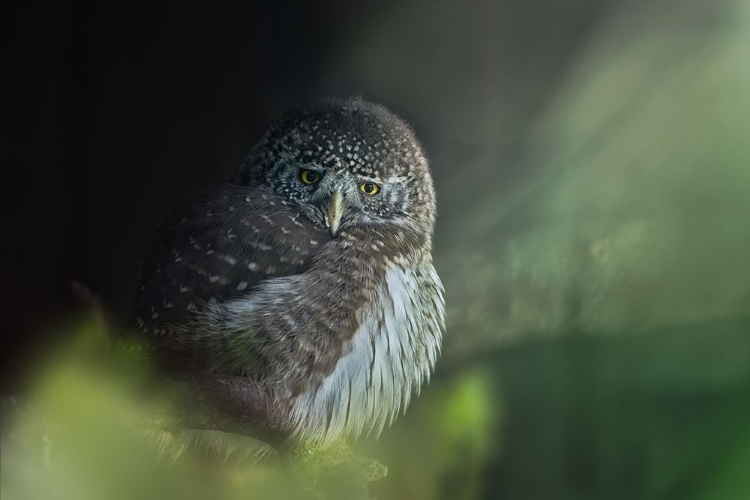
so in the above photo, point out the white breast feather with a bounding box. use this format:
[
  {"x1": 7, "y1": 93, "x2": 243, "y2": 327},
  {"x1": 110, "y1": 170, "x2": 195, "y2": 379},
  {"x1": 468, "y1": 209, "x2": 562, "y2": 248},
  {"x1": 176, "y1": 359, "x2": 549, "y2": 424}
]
[{"x1": 289, "y1": 263, "x2": 444, "y2": 444}]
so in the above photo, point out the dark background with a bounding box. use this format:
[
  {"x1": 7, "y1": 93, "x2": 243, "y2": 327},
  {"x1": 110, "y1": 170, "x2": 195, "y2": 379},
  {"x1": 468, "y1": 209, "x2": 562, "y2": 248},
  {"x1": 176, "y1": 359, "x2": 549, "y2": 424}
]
[
  {"x1": 4, "y1": 0, "x2": 750, "y2": 498},
  {"x1": 4, "y1": 0, "x2": 394, "y2": 373},
  {"x1": 4, "y1": 0, "x2": 609, "y2": 380}
]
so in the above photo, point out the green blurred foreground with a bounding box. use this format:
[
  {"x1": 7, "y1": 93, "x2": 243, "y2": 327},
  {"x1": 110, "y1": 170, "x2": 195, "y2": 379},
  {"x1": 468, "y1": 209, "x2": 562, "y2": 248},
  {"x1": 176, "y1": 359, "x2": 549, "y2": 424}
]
[
  {"x1": 2, "y1": 317, "x2": 749, "y2": 499},
  {"x1": 1, "y1": 323, "x2": 303, "y2": 500},
  {"x1": 0, "y1": 321, "x2": 494, "y2": 500}
]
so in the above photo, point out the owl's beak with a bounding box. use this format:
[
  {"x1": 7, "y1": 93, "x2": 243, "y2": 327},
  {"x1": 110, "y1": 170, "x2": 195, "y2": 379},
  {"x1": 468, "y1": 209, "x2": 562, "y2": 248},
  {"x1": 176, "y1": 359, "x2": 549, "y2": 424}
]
[{"x1": 326, "y1": 190, "x2": 344, "y2": 237}]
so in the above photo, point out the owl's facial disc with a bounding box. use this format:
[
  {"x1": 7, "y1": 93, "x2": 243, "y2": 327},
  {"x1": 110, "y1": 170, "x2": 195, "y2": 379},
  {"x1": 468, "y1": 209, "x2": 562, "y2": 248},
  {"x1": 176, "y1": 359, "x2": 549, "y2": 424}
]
[
  {"x1": 299, "y1": 168, "x2": 408, "y2": 236},
  {"x1": 303, "y1": 170, "x2": 376, "y2": 236}
]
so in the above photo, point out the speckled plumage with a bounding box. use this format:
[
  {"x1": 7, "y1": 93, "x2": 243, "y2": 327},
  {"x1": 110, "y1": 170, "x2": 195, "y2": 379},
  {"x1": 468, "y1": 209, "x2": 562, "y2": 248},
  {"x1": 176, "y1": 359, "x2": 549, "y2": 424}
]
[{"x1": 123, "y1": 97, "x2": 445, "y2": 445}]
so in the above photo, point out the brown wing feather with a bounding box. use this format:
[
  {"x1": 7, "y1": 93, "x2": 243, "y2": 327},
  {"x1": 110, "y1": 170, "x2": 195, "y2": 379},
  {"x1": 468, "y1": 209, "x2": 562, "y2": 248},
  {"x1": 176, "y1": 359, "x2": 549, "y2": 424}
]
[{"x1": 124, "y1": 182, "x2": 331, "y2": 343}]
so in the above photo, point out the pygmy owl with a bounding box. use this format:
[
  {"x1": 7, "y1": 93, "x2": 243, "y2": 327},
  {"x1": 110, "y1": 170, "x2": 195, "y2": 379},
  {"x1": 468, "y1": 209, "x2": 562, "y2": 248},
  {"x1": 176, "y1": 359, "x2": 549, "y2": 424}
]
[{"x1": 123, "y1": 97, "x2": 445, "y2": 446}]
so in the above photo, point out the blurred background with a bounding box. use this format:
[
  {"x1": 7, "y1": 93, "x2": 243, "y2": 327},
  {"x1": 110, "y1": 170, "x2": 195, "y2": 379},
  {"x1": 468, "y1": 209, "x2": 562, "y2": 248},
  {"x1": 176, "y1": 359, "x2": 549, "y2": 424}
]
[{"x1": 3, "y1": 0, "x2": 750, "y2": 498}]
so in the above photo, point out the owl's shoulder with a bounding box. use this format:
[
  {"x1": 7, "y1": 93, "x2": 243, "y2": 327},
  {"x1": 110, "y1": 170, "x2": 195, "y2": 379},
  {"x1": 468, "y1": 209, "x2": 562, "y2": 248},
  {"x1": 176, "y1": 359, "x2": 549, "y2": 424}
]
[{"x1": 125, "y1": 183, "x2": 331, "y2": 338}]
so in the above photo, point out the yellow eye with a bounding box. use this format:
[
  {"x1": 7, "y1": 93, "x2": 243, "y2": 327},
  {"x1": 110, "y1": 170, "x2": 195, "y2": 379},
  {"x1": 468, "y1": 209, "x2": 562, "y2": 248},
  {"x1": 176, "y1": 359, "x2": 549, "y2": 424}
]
[
  {"x1": 300, "y1": 170, "x2": 320, "y2": 184},
  {"x1": 359, "y1": 182, "x2": 381, "y2": 195}
]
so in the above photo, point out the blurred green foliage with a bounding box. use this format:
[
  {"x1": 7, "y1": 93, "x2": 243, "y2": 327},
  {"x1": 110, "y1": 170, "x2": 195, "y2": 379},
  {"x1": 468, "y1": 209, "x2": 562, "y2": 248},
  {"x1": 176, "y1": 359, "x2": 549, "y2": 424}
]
[{"x1": 1, "y1": 322, "x2": 305, "y2": 500}]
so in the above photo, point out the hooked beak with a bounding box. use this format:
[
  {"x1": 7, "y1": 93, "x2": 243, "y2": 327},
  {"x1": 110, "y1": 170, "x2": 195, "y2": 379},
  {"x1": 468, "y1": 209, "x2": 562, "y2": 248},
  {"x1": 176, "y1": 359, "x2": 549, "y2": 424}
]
[{"x1": 325, "y1": 190, "x2": 344, "y2": 237}]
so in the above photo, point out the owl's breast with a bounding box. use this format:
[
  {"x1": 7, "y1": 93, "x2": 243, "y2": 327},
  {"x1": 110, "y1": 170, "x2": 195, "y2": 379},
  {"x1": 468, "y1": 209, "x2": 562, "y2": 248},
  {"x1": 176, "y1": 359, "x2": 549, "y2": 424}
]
[{"x1": 288, "y1": 261, "x2": 445, "y2": 444}]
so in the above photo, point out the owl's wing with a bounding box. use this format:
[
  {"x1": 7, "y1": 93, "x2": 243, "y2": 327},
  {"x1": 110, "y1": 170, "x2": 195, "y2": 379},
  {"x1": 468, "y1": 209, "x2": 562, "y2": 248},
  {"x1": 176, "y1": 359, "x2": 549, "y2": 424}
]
[{"x1": 123, "y1": 182, "x2": 330, "y2": 352}]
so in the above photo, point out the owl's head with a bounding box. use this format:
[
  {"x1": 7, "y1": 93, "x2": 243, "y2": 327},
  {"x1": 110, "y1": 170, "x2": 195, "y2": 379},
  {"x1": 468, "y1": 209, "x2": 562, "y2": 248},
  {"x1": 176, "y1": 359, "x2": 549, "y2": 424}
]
[{"x1": 238, "y1": 98, "x2": 436, "y2": 240}]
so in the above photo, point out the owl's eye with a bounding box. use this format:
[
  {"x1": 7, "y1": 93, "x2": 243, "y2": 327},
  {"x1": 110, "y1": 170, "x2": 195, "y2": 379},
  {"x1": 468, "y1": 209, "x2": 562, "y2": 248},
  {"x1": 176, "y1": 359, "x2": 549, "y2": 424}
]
[
  {"x1": 359, "y1": 182, "x2": 381, "y2": 196},
  {"x1": 300, "y1": 169, "x2": 320, "y2": 184}
]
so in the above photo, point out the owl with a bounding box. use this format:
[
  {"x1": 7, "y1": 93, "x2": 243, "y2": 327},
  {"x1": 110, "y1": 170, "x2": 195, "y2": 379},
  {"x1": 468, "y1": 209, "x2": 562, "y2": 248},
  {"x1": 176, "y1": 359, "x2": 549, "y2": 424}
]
[{"x1": 123, "y1": 97, "x2": 445, "y2": 447}]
